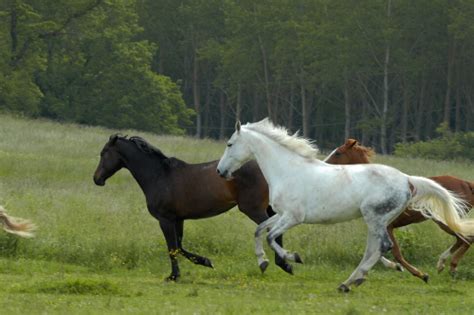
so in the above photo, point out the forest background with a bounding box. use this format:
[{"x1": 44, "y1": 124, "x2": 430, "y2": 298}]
[{"x1": 2, "y1": 0, "x2": 474, "y2": 154}]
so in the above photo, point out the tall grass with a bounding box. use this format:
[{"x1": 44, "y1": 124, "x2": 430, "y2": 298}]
[{"x1": 0, "y1": 114, "x2": 473, "y2": 275}]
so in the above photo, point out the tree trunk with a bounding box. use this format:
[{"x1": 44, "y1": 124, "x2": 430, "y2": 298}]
[
  {"x1": 344, "y1": 74, "x2": 351, "y2": 139},
  {"x1": 252, "y1": 88, "x2": 259, "y2": 121},
  {"x1": 192, "y1": 48, "x2": 201, "y2": 138},
  {"x1": 414, "y1": 75, "x2": 426, "y2": 141},
  {"x1": 10, "y1": 2, "x2": 18, "y2": 65},
  {"x1": 236, "y1": 83, "x2": 242, "y2": 121},
  {"x1": 219, "y1": 91, "x2": 226, "y2": 140},
  {"x1": 361, "y1": 98, "x2": 368, "y2": 145},
  {"x1": 425, "y1": 88, "x2": 433, "y2": 139},
  {"x1": 301, "y1": 83, "x2": 308, "y2": 138},
  {"x1": 258, "y1": 34, "x2": 272, "y2": 118},
  {"x1": 288, "y1": 82, "x2": 294, "y2": 131},
  {"x1": 380, "y1": 0, "x2": 391, "y2": 155},
  {"x1": 465, "y1": 91, "x2": 473, "y2": 131},
  {"x1": 400, "y1": 79, "x2": 408, "y2": 143},
  {"x1": 443, "y1": 39, "x2": 456, "y2": 128},
  {"x1": 455, "y1": 85, "x2": 461, "y2": 133},
  {"x1": 203, "y1": 80, "x2": 211, "y2": 138}
]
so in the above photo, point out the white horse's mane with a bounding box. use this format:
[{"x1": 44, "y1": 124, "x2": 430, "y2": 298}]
[{"x1": 244, "y1": 118, "x2": 319, "y2": 160}]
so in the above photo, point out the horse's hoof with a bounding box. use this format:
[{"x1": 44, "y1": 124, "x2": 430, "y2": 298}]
[
  {"x1": 337, "y1": 284, "x2": 350, "y2": 293},
  {"x1": 396, "y1": 263, "x2": 404, "y2": 272},
  {"x1": 449, "y1": 270, "x2": 457, "y2": 279},
  {"x1": 284, "y1": 263, "x2": 294, "y2": 275},
  {"x1": 203, "y1": 258, "x2": 214, "y2": 269},
  {"x1": 165, "y1": 274, "x2": 179, "y2": 282},
  {"x1": 259, "y1": 261, "x2": 269, "y2": 273},
  {"x1": 437, "y1": 264, "x2": 445, "y2": 273},
  {"x1": 354, "y1": 278, "x2": 366, "y2": 287},
  {"x1": 294, "y1": 253, "x2": 304, "y2": 264},
  {"x1": 422, "y1": 274, "x2": 429, "y2": 283},
  {"x1": 277, "y1": 262, "x2": 293, "y2": 275}
]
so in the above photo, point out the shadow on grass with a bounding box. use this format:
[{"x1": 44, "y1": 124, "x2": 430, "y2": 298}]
[{"x1": 15, "y1": 278, "x2": 124, "y2": 296}]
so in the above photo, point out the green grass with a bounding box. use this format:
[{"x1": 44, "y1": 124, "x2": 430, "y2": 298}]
[{"x1": 0, "y1": 114, "x2": 473, "y2": 314}]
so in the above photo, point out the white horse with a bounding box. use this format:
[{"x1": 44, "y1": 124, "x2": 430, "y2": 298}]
[{"x1": 216, "y1": 118, "x2": 474, "y2": 292}]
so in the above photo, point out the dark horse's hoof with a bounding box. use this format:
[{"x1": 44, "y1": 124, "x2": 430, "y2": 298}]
[
  {"x1": 395, "y1": 263, "x2": 404, "y2": 272},
  {"x1": 294, "y1": 253, "x2": 303, "y2": 264},
  {"x1": 281, "y1": 263, "x2": 294, "y2": 275},
  {"x1": 203, "y1": 258, "x2": 214, "y2": 269},
  {"x1": 337, "y1": 284, "x2": 350, "y2": 293},
  {"x1": 422, "y1": 274, "x2": 430, "y2": 283},
  {"x1": 165, "y1": 274, "x2": 179, "y2": 282},
  {"x1": 354, "y1": 278, "x2": 366, "y2": 287},
  {"x1": 259, "y1": 261, "x2": 269, "y2": 273}
]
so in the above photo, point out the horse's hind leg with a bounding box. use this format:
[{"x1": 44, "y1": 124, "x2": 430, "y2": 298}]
[
  {"x1": 387, "y1": 225, "x2": 429, "y2": 283},
  {"x1": 339, "y1": 200, "x2": 407, "y2": 292},
  {"x1": 339, "y1": 228, "x2": 385, "y2": 292},
  {"x1": 447, "y1": 239, "x2": 470, "y2": 276},
  {"x1": 437, "y1": 237, "x2": 464, "y2": 274},
  {"x1": 176, "y1": 220, "x2": 213, "y2": 268}
]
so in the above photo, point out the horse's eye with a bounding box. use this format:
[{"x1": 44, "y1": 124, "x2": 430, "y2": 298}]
[
  {"x1": 334, "y1": 151, "x2": 342, "y2": 157},
  {"x1": 227, "y1": 143, "x2": 232, "y2": 147}
]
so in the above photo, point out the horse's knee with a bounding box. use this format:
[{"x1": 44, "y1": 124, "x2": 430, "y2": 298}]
[{"x1": 266, "y1": 234, "x2": 273, "y2": 245}]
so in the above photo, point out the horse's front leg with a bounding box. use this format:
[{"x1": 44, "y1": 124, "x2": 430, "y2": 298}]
[
  {"x1": 255, "y1": 214, "x2": 280, "y2": 273},
  {"x1": 158, "y1": 218, "x2": 181, "y2": 281},
  {"x1": 176, "y1": 219, "x2": 214, "y2": 268},
  {"x1": 266, "y1": 214, "x2": 303, "y2": 264}
]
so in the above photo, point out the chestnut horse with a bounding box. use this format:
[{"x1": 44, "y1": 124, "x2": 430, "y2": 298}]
[
  {"x1": 0, "y1": 205, "x2": 35, "y2": 238},
  {"x1": 93, "y1": 135, "x2": 292, "y2": 281},
  {"x1": 325, "y1": 139, "x2": 474, "y2": 280}
]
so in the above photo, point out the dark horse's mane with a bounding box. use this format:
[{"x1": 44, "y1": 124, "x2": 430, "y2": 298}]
[
  {"x1": 128, "y1": 136, "x2": 168, "y2": 160},
  {"x1": 116, "y1": 134, "x2": 186, "y2": 168}
]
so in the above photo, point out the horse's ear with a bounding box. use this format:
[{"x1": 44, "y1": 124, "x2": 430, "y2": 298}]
[
  {"x1": 235, "y1": 120, "x2": 241, "y2": 133},
  {"x1": 109, "y1": 134, "x2": 119, "y2": 144},
  {"x1": 346, "y1": 139, "x2": 358, "y2": 148}
]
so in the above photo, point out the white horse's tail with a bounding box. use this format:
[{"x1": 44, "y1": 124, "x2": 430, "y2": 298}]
[
  {"x1": 408, "y1": 176, "x2": 474, "y2": 238},
  {"x1": 0, "y1": 205, "x2": 36, "y2": 238}
]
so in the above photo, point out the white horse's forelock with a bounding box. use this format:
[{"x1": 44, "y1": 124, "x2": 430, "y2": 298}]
[{"x1": 244, "y1": 118, "x2": 319, "y2": 160}]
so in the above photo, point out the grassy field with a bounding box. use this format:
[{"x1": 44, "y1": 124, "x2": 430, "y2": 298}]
[{"x1": 0, "y1": 114, "x2": 473, "y2": 314}]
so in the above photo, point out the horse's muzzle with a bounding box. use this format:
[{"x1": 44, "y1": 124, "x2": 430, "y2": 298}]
[
  {"x1": 216, "y1": 168, "x2": 233, "y2": 180},
  {"x1": 93, "y1": 175, "x2": 105, "y2": 186}
]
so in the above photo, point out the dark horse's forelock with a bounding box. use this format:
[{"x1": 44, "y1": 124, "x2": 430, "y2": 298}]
[{"x1": 129, "y1": 136, "x2": 167, "y2": 159}]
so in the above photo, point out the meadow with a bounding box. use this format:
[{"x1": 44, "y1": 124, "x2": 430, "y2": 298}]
[{"x1": 0, "y1": 114, "x2": 473, "y2": 314}]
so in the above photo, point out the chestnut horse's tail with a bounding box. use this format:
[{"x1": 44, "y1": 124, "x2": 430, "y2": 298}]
[
  {"x1": 408, "y1": 176, "x2": 474, "y2": 238},
  {"x1": 0, "y1": 205, "x2": 36, "y2": 238}
]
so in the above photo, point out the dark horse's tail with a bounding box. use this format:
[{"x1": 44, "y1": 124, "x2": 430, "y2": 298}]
[{"x1": 0, "y1": 205, "x2": 36, "y2": 238}]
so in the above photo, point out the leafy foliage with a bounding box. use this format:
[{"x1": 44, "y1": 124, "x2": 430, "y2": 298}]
[
  {"x1": 0, "y1": 0, "x2": 193, "y2": 134},
  {"x1": 394, "y1": 123, "x2": 474, "y2": 161}
]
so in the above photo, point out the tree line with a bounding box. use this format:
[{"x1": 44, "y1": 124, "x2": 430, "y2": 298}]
[{"x1": 2, "y1": 0, "x2": 474, "y2": 152}]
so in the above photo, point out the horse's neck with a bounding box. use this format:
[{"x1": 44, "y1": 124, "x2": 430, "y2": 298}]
[
  {"x1": 246, "y1": 131, "x2": 316, "y2": 189},
  {"x1": 121, "y1": 144, "x2": 165, "y2": 194}
]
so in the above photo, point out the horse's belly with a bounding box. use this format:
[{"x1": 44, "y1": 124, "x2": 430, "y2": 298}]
[{"x1": 304, "y1": 202, "x2": 361, "y2": 224}]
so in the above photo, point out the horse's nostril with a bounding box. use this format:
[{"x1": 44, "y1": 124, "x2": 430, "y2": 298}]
[{"x1": 216, "y1": 168, "x2": 221, "y2": 175}]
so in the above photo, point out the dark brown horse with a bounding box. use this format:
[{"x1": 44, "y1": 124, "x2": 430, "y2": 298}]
[
  {"x1": 93, "y1": 135, "x2": 294, "y2": 280},
  {"x1": 325, "y1": 138, "x2": 474, "y2": 281}
]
